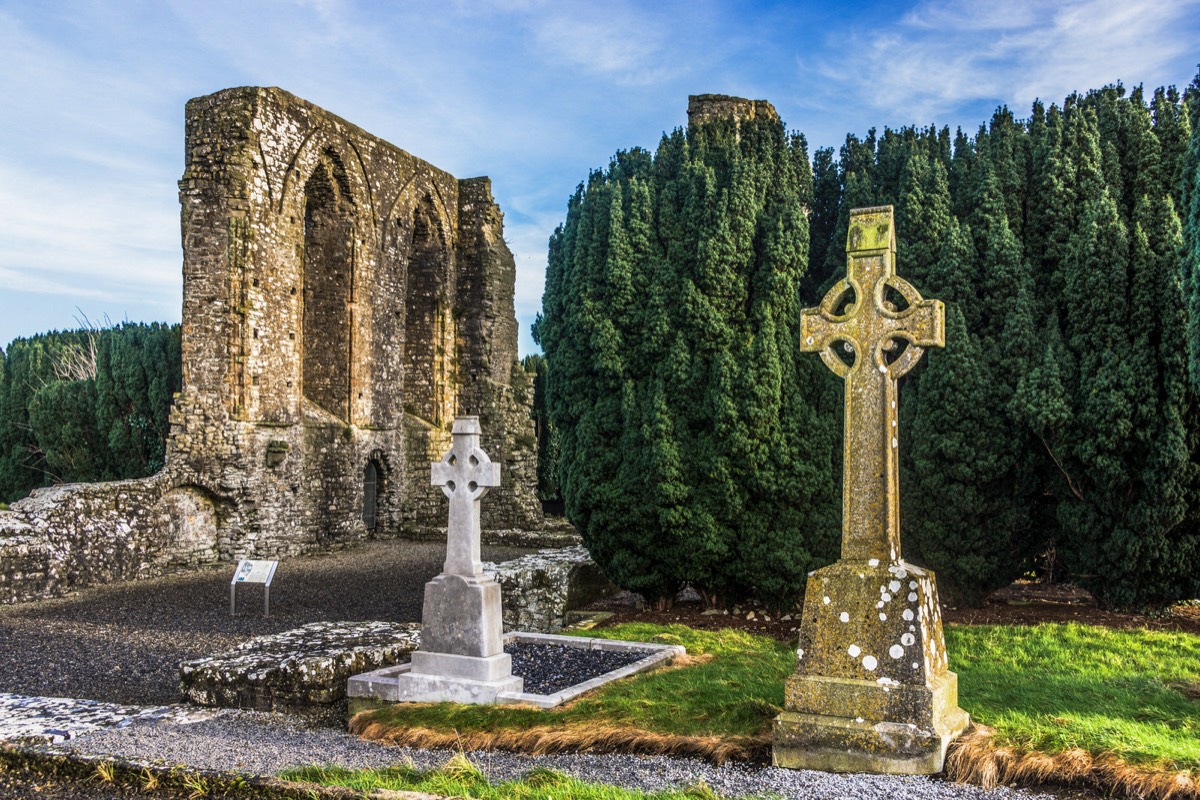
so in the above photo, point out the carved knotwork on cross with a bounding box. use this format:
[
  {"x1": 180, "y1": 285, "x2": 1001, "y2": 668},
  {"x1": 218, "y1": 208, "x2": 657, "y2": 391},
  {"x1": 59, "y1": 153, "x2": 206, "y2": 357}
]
[
  {"x1": 800, "y1": 206, "x2": 945, "y2": 562},
  {"x1": 430, "y1": 416, "x2": 501, "y2": 576}
]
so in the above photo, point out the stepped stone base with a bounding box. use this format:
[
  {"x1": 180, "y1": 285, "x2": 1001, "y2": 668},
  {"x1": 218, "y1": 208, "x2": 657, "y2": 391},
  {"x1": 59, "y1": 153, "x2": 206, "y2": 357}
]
[
  {"x1": 773, "y1": 670, "x2": 969, "y2": 774},
  {"x1": 773, "y1": 559, "x2": 969, "y2": 774},
  {"x1": 365, "y1": 658, "x2": 525, "y2": 705}
]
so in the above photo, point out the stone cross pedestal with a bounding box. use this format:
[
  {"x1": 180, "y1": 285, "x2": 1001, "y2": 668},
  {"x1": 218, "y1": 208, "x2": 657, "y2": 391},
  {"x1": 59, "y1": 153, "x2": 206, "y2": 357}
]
[
  {"x1": 389, "y1": 416, "x2": 522, "y2": 704},
  {"x1": 773, "y1": 206, "x2": 969, "y2": 774}
]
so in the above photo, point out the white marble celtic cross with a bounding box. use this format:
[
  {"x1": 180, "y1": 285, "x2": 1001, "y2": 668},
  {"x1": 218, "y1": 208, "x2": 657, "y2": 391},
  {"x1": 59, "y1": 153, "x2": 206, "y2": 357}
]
[{"x1": 430, "y1": 416, "x2": 501, "y2": 576}]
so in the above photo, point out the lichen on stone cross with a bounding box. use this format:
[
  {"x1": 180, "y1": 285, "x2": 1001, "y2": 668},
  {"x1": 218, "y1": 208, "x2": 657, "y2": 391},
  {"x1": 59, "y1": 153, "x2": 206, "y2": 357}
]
[
  {"x1": 800, "y1": 206, "x2": 944, "y2": 563},
  {"x1": 430, "y1": 416, "x2": 501, "y2": 576}
]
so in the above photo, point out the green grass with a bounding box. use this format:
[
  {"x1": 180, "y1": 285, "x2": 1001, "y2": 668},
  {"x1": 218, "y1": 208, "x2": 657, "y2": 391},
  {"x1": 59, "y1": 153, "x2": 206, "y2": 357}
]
[
  {"x1": 355, "y1": 621, "x2": 1200, "y2": 773},
  {"x1": 283, "y1": 753, "x2": 729, "y2": 799},
  {"x1": 363, "y1": 624, "x2": 792, "y2": 739},
  {"x1": 948, "y1": 623, "x2": 1200, "y2": 770}
]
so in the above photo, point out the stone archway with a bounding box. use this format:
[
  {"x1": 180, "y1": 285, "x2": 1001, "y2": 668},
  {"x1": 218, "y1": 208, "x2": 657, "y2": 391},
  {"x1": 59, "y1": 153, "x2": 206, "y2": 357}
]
[
  {"x1": 404, "y1": 195, "x2": 455, "y2": 427},
  {"x1": 302, "y1": 148, "x2": 356, "y2": 422},
  {"x1": 154, "y1": 486, "x2": 221, "y2": 565}
]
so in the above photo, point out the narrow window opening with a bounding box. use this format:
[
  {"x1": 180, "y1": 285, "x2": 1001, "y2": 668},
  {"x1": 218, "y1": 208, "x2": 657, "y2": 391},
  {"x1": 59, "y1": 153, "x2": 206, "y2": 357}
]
[{"x1": 363, "y1": 461, "x2": 379, "y2": 531}]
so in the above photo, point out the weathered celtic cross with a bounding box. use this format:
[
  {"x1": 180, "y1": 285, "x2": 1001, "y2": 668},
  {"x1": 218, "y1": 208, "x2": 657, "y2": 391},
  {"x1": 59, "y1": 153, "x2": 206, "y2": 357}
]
[
  {"x1": 773, "y1": 206, "x2": 968, "y2": 775},
  {"x1": 431, "y1": 417, "x2": 501, "y2": 576},
  {"x1": 799, "y1": 206, "x2": 944, "y2": 562}
]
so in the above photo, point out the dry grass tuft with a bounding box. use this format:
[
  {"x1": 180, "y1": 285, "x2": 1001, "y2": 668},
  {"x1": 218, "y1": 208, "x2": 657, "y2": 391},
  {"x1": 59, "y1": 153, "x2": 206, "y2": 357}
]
[
  {"x1": 668, "y1": 653, "x2": 716, "y2": 668},
  {"x1": 349, "y1": 711, "x2": 769, "y2": 765},
  {"x1": 1172, "y1": 681, "x2": 1200, "y2": 701},
  {"x1": 947, "y1": 725, "x2": 1200, "y2": 800}
]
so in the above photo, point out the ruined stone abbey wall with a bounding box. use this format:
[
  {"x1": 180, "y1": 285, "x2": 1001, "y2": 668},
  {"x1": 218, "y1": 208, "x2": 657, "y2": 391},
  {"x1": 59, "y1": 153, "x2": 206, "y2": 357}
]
[
  {"x1": 0, "y1": 87, "x2": 545, "y2": 602},
  {"x1": 167, "y1": 87, "x2": 542, "y2": 557}
]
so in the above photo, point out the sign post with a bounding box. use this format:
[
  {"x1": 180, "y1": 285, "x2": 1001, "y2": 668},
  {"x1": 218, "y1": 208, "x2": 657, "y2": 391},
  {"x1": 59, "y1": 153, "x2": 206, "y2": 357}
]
[{"x1": 230, "y1": 559, "x2": 279, "y2": 617}]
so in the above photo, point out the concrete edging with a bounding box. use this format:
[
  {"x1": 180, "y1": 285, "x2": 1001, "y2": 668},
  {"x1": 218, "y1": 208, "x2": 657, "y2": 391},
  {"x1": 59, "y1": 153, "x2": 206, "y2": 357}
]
[{"x1": 347, "y1": 632, "x2": 684, "y2": 710}]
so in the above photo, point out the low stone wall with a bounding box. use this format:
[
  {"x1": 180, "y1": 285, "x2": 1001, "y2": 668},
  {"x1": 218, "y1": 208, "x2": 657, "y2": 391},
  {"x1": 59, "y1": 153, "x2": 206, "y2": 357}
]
[
  {"x1": 0, "y1": 475, "x2": 184, "y2": 605},
  {"x1": 485, "y1": 545, "x2": 617, "y2": 633},
  {"x1": 0, "y1": 471, "x2": 577, "y2": 606}
]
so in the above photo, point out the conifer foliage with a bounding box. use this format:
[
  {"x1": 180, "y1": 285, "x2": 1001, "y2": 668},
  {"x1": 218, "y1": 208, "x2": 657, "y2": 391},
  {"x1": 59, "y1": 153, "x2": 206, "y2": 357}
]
[
  {"x1": 0, "y1": 323, "x2": 181, "y2": 503},
  {"x1": 537, "y1": 114, "x2": 840, "y2": 609},
  {"x1": 808, "y1": 79, "x2": 1200, "y2": 610},
  {"x1": 540, "y1": 74, "x2": 1200, "y2": 612}
]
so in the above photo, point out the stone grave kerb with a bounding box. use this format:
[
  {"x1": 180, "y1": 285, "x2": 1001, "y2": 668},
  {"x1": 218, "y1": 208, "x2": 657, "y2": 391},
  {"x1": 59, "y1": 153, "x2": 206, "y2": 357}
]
[
  {"x1": 772, "y1": 206, "x2": 969, "y2": 775},
  {"x1": 386, "y1": 415, "x2": 523, "y2": 703}
]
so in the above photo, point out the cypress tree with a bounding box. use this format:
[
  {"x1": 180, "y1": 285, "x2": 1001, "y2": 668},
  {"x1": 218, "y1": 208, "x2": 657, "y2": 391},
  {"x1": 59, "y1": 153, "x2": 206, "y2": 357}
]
[
  {"x1": 0, "y1": 323, "x2": 180, "y2": 501},
  {"x1": 28, "y1": 378, "x2": 100, "y2": 482},
  {"x1": 1151, "y1": 85, "x2": 1190, "y2": 221},
  {"x1": 896, "y1": 150, "x2": 952, "y2": 290},
  {"x1": 539, "y1": 111, "x2": 838, "y2": 609},
  {"x1": 821, "y1": 130, "x2": 878, "y2": 289},
  {"x1": 906, "y1": 161, "x2": 1040, "y2": 602},
  {"x1": 907, "y1": 307, "x2": 1024, "y2": 604},
  {"x1": 522, "y1": 354, "x2": 559, "y2": 504},
  {"x1": 1183, "y1": 70, "x2": 1200, "y2": 391},
  {"x1": 1046, "y1": 105, "x2": 1197, "y2": 609},
  {"x1": 805, "y1": 146, "x2": 839, "y2": 300}
]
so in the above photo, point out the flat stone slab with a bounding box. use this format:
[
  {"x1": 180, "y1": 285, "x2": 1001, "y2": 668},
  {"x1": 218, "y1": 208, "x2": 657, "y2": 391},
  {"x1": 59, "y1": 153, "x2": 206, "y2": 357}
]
[
  {"x1": 180, "y1": 620, "x2": 421, "y2": 712},
  {"x1": 0, "y1": 692, "x2": 219, "y2": 744},
  {"x1": 349, "y1": 631, "x2": 684, "y2": 710}
]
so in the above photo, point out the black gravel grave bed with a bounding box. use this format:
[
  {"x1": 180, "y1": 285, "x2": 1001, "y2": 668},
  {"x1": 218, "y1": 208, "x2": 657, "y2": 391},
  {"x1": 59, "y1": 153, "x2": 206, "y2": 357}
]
[{"x1": 504, "y1": 642, "x2": 653, "y2": 695}]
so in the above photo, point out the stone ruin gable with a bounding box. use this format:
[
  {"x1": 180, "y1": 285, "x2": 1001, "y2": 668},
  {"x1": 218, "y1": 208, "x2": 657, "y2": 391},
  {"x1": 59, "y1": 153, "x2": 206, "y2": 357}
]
[
  {"x1": 687, "y1": 94, "x2": 779, "y2": 128},
  {"x1": 167, "y1": 86, "x2": 542, "y2": 557},
  {"x1": 0, "y1": 87, "x2": 544, "y2": 605}
]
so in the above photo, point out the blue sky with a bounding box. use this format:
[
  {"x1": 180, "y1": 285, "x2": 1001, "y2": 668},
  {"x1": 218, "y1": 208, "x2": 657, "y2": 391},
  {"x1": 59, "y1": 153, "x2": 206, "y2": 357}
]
[{"x1": 2, "y1": 0, "x2": 1198, "y2": 356}]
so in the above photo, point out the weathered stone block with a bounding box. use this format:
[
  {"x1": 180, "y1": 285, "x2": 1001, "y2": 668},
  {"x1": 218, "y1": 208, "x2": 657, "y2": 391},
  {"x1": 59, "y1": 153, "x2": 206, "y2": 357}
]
[
  {"x1": 774, "y1": 559, "x2": 969, "y2": 774},
  {"x1": 179, "y1": 620, "x2": 420, "y2": 711},
  {"x1": 485, "y1": 545, "x2": 618, "y2": 633},
  {"x1": 418, "y1": 573, "x2": 506, "y2": 657}
]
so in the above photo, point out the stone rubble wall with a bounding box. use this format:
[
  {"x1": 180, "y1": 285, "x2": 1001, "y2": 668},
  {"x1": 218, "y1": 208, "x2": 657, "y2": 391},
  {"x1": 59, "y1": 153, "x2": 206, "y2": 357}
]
[
  {"x1": 0, "y1": 474, "x2": 196, "y2": 604},
  {"x1": 484, "y1": 545, "x2": 617, "y2": 634}
]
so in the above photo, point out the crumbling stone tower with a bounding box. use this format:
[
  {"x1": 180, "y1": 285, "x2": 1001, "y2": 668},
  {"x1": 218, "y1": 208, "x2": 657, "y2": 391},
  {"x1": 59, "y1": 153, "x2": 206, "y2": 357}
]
[{"x1": 166, "y1": 87, "x2": 541, "y2": 557}]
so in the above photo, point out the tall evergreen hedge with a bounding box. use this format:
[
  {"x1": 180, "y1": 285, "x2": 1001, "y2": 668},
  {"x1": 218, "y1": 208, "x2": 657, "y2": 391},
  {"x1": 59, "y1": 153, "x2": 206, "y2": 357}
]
[
  {"x1": 537, "y1": 114, "x2": 840, "y2": 609},
  {"x1": 542, "y1": 73, "x2": 1200, "y2": 612}
]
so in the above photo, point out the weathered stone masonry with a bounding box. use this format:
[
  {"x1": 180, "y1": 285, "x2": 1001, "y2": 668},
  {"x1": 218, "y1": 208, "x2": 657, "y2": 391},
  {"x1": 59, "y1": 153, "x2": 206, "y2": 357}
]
[
  {"x1": 168, "y1": 86, "x2": 541, "y2": 554},
  {"x1": 0, "y1": 87, "x2": 544, "y2": 603}
]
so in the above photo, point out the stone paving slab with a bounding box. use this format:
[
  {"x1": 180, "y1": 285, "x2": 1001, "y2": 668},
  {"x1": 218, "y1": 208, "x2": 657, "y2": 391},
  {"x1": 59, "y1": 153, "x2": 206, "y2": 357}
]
[
  {"x1": 0, "y1": 692, "x2": 220, "y2": 744},
  {"x1": 180, "y1": 620, "x2": 422, "y2": 711}
]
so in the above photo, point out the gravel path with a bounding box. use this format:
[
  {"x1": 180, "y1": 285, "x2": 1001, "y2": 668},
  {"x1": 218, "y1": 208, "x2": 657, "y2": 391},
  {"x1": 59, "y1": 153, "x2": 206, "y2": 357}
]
[
  {"x1": 0, "y1": 541, "x2": 1094, "y2": 799},
  {"x1": 51, "y1": 710, "x2": 1063, "y2": 800},
  {"x1": 0, "y1": 540, "x2": 534, "y2": 706}
]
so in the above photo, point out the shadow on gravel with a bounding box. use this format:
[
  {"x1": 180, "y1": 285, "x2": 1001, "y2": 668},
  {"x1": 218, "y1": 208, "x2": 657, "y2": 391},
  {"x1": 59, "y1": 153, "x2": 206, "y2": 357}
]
[{"x1": 0, "y1": 540, "x2": 535, "y2": 707}]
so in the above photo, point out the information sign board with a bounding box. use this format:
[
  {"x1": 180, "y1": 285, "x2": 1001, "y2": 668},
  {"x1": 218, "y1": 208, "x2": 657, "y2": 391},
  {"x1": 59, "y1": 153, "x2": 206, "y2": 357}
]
[{"x1": 230, "y1": 559, "x2": 279, "y2": 617}]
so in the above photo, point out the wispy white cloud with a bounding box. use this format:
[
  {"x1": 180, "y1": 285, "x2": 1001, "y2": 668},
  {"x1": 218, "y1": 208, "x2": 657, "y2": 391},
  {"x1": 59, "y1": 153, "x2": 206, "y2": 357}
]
[
  {"x1": 4, "y1": 0, "x2": 1196, "y2": 354},
  {"x1": 530, "y1": 8, "x2": 677, "y2": 86},
  {"x1": 810, "y1": 0, "x2": 1200, "y2": 122},
  {"x1": 0, "y1": 160, "x2": 179, "y2": 294}
]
